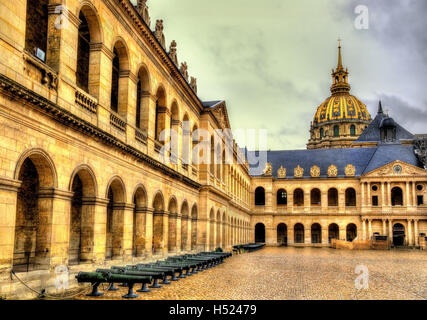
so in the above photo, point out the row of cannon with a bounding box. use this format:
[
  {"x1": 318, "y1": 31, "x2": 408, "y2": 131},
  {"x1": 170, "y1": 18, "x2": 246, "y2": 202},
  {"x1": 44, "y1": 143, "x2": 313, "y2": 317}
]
[{"x1": 76, "y1": 251, "x2": 232, "y2": 299}]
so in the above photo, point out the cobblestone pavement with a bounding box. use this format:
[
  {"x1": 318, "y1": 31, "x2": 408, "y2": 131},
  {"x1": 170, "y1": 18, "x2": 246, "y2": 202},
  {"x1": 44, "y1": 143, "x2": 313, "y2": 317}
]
[{"x1": 74, "y1": 247, "x2": 427, "y2": 300}]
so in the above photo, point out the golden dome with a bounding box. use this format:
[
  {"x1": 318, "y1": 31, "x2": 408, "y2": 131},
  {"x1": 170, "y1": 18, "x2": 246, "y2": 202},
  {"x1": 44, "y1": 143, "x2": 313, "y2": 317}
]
[
  {"x1": 312, "y1": 42, "x2": 371, "y2": 125},
  {"x1": 313, "y1": 94, "x2": 371, "y2": 124}
]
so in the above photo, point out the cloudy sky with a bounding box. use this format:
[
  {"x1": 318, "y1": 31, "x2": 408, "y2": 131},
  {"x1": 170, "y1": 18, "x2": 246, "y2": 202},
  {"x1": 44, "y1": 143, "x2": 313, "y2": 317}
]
[{"x1": 133, "y1": 0, "x2": 427, "y2": 150}]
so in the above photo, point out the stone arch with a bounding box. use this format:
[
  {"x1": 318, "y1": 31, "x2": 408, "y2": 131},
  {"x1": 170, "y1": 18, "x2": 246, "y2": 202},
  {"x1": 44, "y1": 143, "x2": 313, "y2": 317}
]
[
  {"x1": 346, "y1": 223, "x2": 357, "y2": 242},
  {"x1": 14, "y1": 148, "x2": 57, "y2": 188},
  {"x1": 180, "y1": 200, "x2": 190, "y2": 251},
  {"x1": 136, "y1": 64, "x2": 151, "y2": 130},
  {"x1": 277, "y1": 188, "x2": 287, "y2": 205},
  {"x1": 328, "y1": 223, "x2": 339, "y2": 243},
  {"x1": 216, "y1": 209, "x2": 221, "y2": 248},
  {"x1": 105, "y1": 176, "x2": 127, "y2": 260},
  {"x1": 293, "y1": 188, "x2": 304, "y2": 206},
  {"x1": 294, "y1": 223, "x2": 304, "y2": 244},
  {"x1": 76, "y1": 2, "x2": 104, "y2": 94},
  {"x1": 13, "y1": 149, "x2": 57, "y2": 271},
  {"x1": 255, "y1": 186, "x2": 265, "y2": 206},
  {"x1": 311, "y1": 188, "x2": 321, "y2": 206},
  {"x1": 255, "y1": 223, "x2": 265, "y2": 243},
  {"x1": 328, "y1": 188, "x2": 338, "y2": 206},
  {"x1": 209, "y1": 208, "x2": 215, "y2": 250},
  {"x1": 277, "y1": 223, "x2": 287, "y2": 246},
  {"x1": 110, "y1": 38, "x2": 130, "y2": 115},
  {"x1": 311, "y1": 223, "x2": 322, "y2": 244},
  {"x1": 167, "y1": 196, "x2": 178, "y2": 253},
  {"x1": 132, "y1": 184, "x2": 148, "y2": 257},
  {"x1": 154, "y1": 84, "x2": 167, "y2": 142},
  {"x1": 68, "y1": 164, "x2": 98, "y2": 265},
  {"x1": 392, "y1": 222, "x2": 405, "y2": 246},
  {"x1": 391, "y1": 187, "x2": 403, "y2": 206},
  {"x1": 68, "y1": 164, "x2": 98, "y2": 197},
  {"x1": 152, "y1": 191, "x2": 165, "y2": 254},
  {"x1": 345, "y1": 188, "x2": 356, "y2": 207}
]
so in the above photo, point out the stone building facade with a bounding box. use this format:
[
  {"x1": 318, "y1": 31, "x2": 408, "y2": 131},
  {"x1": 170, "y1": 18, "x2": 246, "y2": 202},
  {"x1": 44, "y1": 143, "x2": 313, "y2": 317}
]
[{"x1": 0, "y1": 0, "x2": 251, "y2": 298}]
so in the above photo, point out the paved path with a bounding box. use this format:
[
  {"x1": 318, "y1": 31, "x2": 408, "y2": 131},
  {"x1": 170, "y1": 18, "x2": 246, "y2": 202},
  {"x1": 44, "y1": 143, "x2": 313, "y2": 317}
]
[{"x1": 75, "y1": 247, "x2": 427, "y2": 300}]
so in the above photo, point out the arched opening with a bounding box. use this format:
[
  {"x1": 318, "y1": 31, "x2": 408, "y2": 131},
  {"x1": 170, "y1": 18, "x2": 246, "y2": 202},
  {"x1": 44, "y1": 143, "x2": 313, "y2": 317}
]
[
  {"x1": 346, "y1": 223, "x2": 357, "y2": 242},
  {"x1": 191, "y1": 205, "x2": 198, "y2": 250},
  {"x1": 294, "y1": 223, "x2": 304, "y2": 244},
  {"x1": 76, "y1": 12, "x2": 91, "y2": 92},
  {"x1": 105, "y1": 178, "x2": 126, "y2": 260},
  {"x1": 255, "y1": 187, "x2": 265, "y2": 206},
  {"x1": 294, "y1": 189, "x2": 304, "y2": 207},
  {"x1": 181, "y1": 114, "x2": 191, "y2": 166},
  {"x1": 320, "y1": 128, "x2": 324, "y2": 139},
  {"x1": 209, "y1": 209, "x2": 215, "y2": 250},
  {"x1": 132, "y1": 186, "x2": 147, "y2": 257},
  {"x1": 328, "y1": 223, "x2": 339, "y2": 243},
  {"x1": 345, "y1": 188, "x2": 356, "y2": 207},
  {"x1": 25, "y1": 0, "x2": 48, "y2": 61},
  {"x1": 13, "y1": 154, "x2": 55, "y2": 271},
  {"x1": 391, "y1": 187, "x2": 403, "y2": 206},
  {"x1": 152, "y1": 192, "x2": 165, "y2": 254},
  {"x1": 180, "y1": 201, "x2": 189, "y2": 251},
  {"x1": 110, "y1": 41, "x2": 129, "y2": 116},
  {"x1": 222, "y1": 212, "x2": 226, "y2": 248},
  {"x1": 277, "y1": 223, "x2": 287, "y2": 246},
  {"x1": 255, "y1": 223, "x2": 265, "y2": 243},
  {"x1": 154, "y1": 86, "x2": 167, "y2": 144},
  {"x1": 69, "y1": 168, "x2": 97, "y2": 265},
  {"x1": 170, "y1": 102, "x2": 180, "y2": 161},
  {"x1": 277, "y1": 189, "x2": 287, "y2": 205},
  {"x1": 393, "y1": 223, "x2": 405, "y2": 246},
  {"x1": 191, "y1": 124, "x2": 199, "y2": 167},
  {"x1": 210, "y1": 135, "x2": 215, "y2": 176},
  {"x1": 167, "y1": 197, "x2": 178, "y2": 253},
  {"x1": 328, "y1": 188, "x2": 338, "y2": 207},
  {"x1": 310, "y1": 188, "x2": 321, "y2": 206},
  {"x1": 333, "y1": 125, "x2": 340, "y2": 137},
  {"x1": 136, "y1": 66, "x2": 150, "y2": 131},
  {"x1": 311, "y1": 223, "x2": 322, "y2": 244},
  {"x1": 350, "y1": 125, "x2": 356, "y2": 136}
]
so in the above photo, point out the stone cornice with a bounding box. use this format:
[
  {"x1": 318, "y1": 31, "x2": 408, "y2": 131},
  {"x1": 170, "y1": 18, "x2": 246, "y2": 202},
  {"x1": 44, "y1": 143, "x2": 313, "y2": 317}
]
[
  {"x1": 0, "y1": 177, "x2": 21, "y2": 192},
  {"x1": 0, "y1": 73, "x2": 201, "y2": 190}
]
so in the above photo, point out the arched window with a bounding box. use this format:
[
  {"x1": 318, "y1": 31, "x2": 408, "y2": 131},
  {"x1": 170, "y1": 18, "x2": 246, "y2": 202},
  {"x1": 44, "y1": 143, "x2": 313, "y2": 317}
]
[
  {"x1": 311, "y1": 223, "x2": 321, "y2": 244},
  {"x1": 277, "y1": 223, "x2": 287, "y2": 246},
  {"x1": 345, "y1": 188, "x2": 356, "y2": 207},
  {"x1": 76, "y1": 12, "x2": 90, "y2": 92},
  {"x1": 154, "y1": 86, "x2": 166, "y2": 144},
  {"x1": 25, "y1": 0, "x2": 48, "y2": 61},
  {"x1": 277, "y1": 189, "x2": 287, "y2": 205},
  {"x1": 310, "y1": 189, "x2": 321, "y2": 206},
  {"x1": 294, "y1": 189, "x2": 304, "y2": 206},
  {"x1": 350, "y1": 125, "x2": 356, "y2": 136},
  {"x1": 294, "y1": 223, "x2": 304, "y2": 244},
  {"x1": 320, "y1": 128, "x2": 324, "y2": 139},
  {"x1": 346, "y1": 224, "x2": 357, "y2": 242},
  {"x1": 333, "y1": 125, "x2": 340, "y2": 137},
  {"x1": 328, "y1": 224, "x2": 339, "y2": 243},
  {"x1": 110, "y1": 48, "x2": 120, "y2": 113},
  {"x1": 255, "y1": 187, "x2": 265, "y2": 206},
  {"x1": 391, "y1": 187, "x2": 403, "y2": 206},
  {"x1": 328, "y1": 188, "x2": 338, "y2": 206}
]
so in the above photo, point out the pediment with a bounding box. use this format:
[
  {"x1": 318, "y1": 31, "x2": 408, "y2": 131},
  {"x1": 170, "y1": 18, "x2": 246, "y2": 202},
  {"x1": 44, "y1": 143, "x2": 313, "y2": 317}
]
[
  {"x1": 363, "y1": 160, "x2": 427, "y2": 177},
  {"x1": 211, "y1": 102, "x2": 231, "y2": 130}
]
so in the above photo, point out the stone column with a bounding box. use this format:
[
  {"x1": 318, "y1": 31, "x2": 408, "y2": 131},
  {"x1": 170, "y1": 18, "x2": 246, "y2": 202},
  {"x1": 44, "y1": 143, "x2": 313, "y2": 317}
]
[
  {"x1": 122, "y1": 203, "x2": 135, "y2": 261},
  {"x1": 367, "y1": 182, "x2": 371, "y2": 207},
  {"x1": 412, "y1": 182, "x2": 417, "y2": 207},
  {"x1": 196, "y1": 217, "x2": 208, "y2": 252},
  {"x1": 162, "y1": 212, "x2": 169, "y2": 256},
  {"x1": 362, "y1": 219, "x2": 366, "y2": 240},
  {"x1": 144, "y1": 209, "x2": 153, "y2": 259},
  {"x1": 381, "y1": 182, "x2": 385, "y2": 206},
  {"x1": 176, "y1": 214, "x2": 182, "y2": 253},
  {"x1": 407, "y1": 219, "x2": 413, "y2": 246},
  {"x1": 321, "y1": 225, "x2": 328, "y2": 245},
  {"x1": 304, "y1": 191, "x2": 310, "y2": 213},
  {"x1": 414, "y1": 219, "x2": 419, "y2": 246},
  {"x1": 39, "y1": 188, "x2": 74, "y2": 269},
  {"x1": 133, "y1": 207, "x2": 148, "y2": 258},
  {"x1": 339, "y1": 226, "x2": 346, "y2": 241},
  {"x1": 288, "y1": 226, "x2": 294, "y2": 245},
  {"x1": 406, "y1": 182, "x2": 410, "y2": 207},
  {"x1": 368, "y1": 219, "x2": 372, "y2": 240},
  {"x1": 305, "y1": 225, "x2": 311, "y2": 244},
  {"x1": 361, "y1": 182, "x2": 366, "y2": 207},
  {"x1": 388, "y1": 219, "x2": 393, "y2": 244},
  {"x1": 0, "y1": 178, "x2": 21, "y2": 274},
  {"x1": 382, "y1": 219, "x2": 386, "y2": 236},
  {"x1": 387, "y1": 183, "x2": 391, "y2": 207},
  {"x1": 186, "y1": 216, "x2": 192, "y2": 252}
]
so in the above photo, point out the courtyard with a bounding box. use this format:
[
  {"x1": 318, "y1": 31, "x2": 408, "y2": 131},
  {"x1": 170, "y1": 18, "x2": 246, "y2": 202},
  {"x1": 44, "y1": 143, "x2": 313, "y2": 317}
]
[{"x1": 74, "y1": 247, "x2": 427, "y2": 300}]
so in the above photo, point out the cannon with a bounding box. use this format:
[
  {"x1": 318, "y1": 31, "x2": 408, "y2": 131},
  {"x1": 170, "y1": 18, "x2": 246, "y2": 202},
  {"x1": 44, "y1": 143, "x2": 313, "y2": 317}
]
[
  {"x1": 111, "y1": 266, "x2": 168, "y2": 291},
  {"x1": 135, "y1": 264, "x2": 181, "y2": 281},
  {"x1": 75, "y1": 272, "x2": 108, "y2": 297},
  {"x1": 96, "y1": 269, "x2": 153, "y2": 298}
]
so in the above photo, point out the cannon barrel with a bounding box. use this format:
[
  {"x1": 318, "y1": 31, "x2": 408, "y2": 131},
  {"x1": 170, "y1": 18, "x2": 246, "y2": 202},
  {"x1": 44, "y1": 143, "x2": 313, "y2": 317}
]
[{"x1": 75, "y1": 272, "x2": 108, "y2": 297}]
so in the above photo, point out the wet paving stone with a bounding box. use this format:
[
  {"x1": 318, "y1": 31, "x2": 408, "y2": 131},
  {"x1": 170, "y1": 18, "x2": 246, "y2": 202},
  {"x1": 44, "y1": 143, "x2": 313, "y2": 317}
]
[{"x1": 74, "y1": 247, "x2": 427, "y2": 300}]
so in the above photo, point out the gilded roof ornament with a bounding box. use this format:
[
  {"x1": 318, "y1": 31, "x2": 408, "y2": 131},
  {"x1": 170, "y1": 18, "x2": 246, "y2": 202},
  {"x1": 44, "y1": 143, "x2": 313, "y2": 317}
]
[
  {"x1": 310, "y1": 165, "x2": 320, "y2": 177},
  {"x1": 277, "y1": 166, "x2": 286, "y2": 179},
  {"x1": 263, "y1": 163, "x2": 272, "y2": 176},
  {"x1": 327, "y1": 165, "x2": 338, "y2": 177},
  {"x1": 294, "y1": 165, "x2": 304, "y2": 178},
  {"x1": 345, "y1": 164, "x2": 356, "y2": 177}
]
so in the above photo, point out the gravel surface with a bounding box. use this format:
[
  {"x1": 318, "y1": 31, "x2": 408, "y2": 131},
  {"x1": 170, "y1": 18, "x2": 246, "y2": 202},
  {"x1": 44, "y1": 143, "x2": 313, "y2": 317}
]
[{"x1": 74, "y1": 247, "x2": 427, "y2": 300}]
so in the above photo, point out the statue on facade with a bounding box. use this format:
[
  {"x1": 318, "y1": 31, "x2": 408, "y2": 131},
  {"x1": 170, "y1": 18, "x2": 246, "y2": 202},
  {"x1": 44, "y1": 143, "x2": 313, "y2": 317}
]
[
  {"x1": 137, "y1": 0, "x2": 151, "y2": 27},
  {"x1": 169, "y1": 40, "x2": 178, "y2": 65},
  {"x1": 180, "y1": 62, "x2": 189, "y2": 82},
  {"x1": 154, "y1": 19, "x2": 165, "y2": 49},
  {"x1": 415, "y1": 136, "x2": 427, "y2": 169},
  {"x1": 190, "y1": 77, "x2": 197, "y2": 94},
  {"x1": 263, "y1": 163, "x2": 272, "y2": 176}
]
